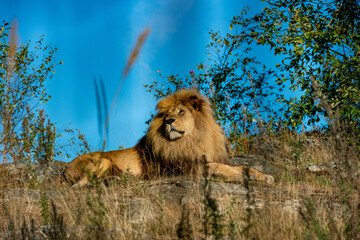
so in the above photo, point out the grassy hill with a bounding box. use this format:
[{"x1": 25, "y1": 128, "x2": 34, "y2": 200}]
[{"x1": 1, "y1": 132, "x2": 358, "y2": 239}]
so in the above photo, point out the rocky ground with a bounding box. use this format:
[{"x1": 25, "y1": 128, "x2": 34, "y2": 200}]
[{"x1": 0, "y1": 141, "x2": 346, "y2": 239}]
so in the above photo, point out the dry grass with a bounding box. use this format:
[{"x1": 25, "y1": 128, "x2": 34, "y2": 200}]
[{"x1": 1, "y1": 133, "x2": 359, "y2": 239}]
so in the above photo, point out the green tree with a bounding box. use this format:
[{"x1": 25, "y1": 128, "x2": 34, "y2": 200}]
[
  {"x1": 241, "y1": 0, "x2": 360, "y2": 134},
  {"x1": 146, "y1": 0, "x2": 360, "y2": 143},
  {"x1": 0, "y1": 21, "x2": 61, "y2": 163},
  {"x1": 145, "y1": 8, "x2": 285, "y2": 148}
]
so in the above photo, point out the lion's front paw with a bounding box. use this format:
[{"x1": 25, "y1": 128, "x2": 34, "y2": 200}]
[{"x1": 265, "y1": 175, "x2": 274, "y2": 184}]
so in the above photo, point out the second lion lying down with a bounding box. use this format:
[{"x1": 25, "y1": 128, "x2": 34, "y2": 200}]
[{"x1": 61, "y1": 89, "x2": 274, "y2": 187}]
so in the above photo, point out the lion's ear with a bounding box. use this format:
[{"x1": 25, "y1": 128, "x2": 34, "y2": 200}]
[{"x1": 188, "y1": 95, "x2": 205, "y2": 111}]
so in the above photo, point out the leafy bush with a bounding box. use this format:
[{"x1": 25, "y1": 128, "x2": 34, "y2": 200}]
[
  {"x1": 242, "y1": 0, "x2": 360, "y2": 136},
  {"x1": 146, "y1": 0, "x2": 360, "y2": 147},
  {"x1": 0, "y1": 21, "x2": 62, "y2": 163}
]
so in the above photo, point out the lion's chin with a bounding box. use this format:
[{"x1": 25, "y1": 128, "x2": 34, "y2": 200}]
[{"x1": 167, "y1": 130, "x2": 183, "y2": 140}]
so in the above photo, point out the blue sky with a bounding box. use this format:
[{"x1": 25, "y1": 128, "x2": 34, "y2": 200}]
[{"x1": 2, "y1": 0, "x2": 273, "y2": 161}]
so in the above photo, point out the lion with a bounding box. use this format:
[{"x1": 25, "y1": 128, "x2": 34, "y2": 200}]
[{"x1": 61, "y1": 89, "x2": 274, "y2": 187}]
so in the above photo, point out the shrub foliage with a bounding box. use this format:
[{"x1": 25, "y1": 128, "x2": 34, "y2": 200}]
[
  {"x1": 146, "y1": 0, "x2": 360, "y2": 144},
  {"x1": 0, "y1": 21, "x2": 60, "y2": 163}
]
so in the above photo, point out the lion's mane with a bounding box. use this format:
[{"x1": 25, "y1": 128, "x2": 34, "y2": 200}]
[{"x1": 135, "y1": 89, "x2": 228, "y2": 177}]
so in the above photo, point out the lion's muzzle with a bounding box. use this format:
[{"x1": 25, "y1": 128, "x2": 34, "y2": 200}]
[{"x1": 165, "y1": 120, "x2": 185, "y2": 140}]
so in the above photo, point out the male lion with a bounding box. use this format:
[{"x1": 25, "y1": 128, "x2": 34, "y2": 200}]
[{"x1": 61, "y1": 89, "x2": 274, "y2": 187}]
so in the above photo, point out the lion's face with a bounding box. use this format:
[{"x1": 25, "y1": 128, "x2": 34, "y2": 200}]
[
  {"x1": 163, "y1": 105, "x2": 195, "y2": 140},
  {"x1": 144, "y1": 89, "x2": 227, "y2": 167}
]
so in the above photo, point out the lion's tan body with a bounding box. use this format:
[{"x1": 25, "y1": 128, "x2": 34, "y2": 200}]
[{"x1": 62, "y1": 89, "x2": 274, "y2": 187}]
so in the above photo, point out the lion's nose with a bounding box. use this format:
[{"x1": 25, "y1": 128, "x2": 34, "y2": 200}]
[{"x1": 165, "y1": 118, "x2": 175, "y2": 124}]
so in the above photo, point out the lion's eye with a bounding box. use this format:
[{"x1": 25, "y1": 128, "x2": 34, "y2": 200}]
[{"x1": 179, "y1": 109, "x2": 185, "y2": 115}]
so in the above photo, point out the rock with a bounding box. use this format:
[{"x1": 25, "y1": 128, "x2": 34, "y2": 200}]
[
  {"x1": 250, "y1": 141, "x2": 286, "y2": 161},
  {"x1": 125, "y1": 198, "x2": 157, "y2": 224},
  {"x1": 180, "y1": 196, "x2": 197, "y2": 210},
  {"x1": 32, "y1": 161, "x2": 67, "y2": 183},
  {"x1": 1, "y1": 163, "x2": 29, "y2": 174},
  {"x1": 230, "y1": 155, "x2": 284, "y2": 176},
  {"x1": 306, "y1": 164, "x2": 329, "y2": 175},
  {"x1": 206, "y1": 181, "x2": 249, "y2": 196},
  {"x1": 0, "y1": 161, "x2": 67, "y2": 185},
  {"x1": 5, "y1": 188, "x2": 41, "y2": 200},
  {"x1": 282, "y1": 199, "x2": 300, "y2": 213}
]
